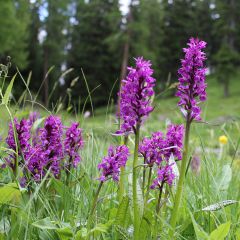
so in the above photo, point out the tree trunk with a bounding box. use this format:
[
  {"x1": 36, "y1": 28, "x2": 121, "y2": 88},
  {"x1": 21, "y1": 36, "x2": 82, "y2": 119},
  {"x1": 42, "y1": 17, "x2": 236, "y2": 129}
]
[
  {"x1": 43, "y1": 46, "x2": 49, "y2": 107},
  {"x1": 117, "y1": 2, "x2": 133, "y2": 116},
  {"x1": 120, "y1": 37, "x2": 130, "y2": 83},
  {"x1": 223, "y1": 81, "x2": 229, "y2": 98},
  {"x1": 229, "y1": 0, "x2": 236, "y2": 51}
]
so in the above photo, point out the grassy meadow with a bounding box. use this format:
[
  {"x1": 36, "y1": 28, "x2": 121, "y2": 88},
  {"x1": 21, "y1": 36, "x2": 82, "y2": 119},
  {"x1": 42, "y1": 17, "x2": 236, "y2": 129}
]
[{"x1": 0, "y1": 73, "x2": 240, "y2": 240}]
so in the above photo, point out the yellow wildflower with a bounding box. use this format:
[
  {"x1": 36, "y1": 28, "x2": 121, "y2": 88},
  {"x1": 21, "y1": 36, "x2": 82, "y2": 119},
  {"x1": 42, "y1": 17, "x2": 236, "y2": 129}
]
[{"x1": 219, "y1": 135, "x2": 228, "y2": 145}]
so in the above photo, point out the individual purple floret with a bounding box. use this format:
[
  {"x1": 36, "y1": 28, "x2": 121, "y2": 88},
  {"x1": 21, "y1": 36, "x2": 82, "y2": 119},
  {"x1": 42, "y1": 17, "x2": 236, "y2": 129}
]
[
  {"x1": 64, "y1": 122, "x2": 84, "y2": 168},
  {"x1": 39, "y1": 115, "x2": 63, "y2": 177},
  {"x1": 117, "y1": 57, "x2": 156, "y2": 134},
  {"x1": 98, "y1": 145, "x2": 130, "y2": 182},
  {"x1": 150, "y1": 164, "x2": 175, "y2": 189},
  {"x1": 6, "y1": 118, "x2": 31, "y2": 169},
  {"x1": 176, "y1": 38, "x2": 207, "y2": 121}
]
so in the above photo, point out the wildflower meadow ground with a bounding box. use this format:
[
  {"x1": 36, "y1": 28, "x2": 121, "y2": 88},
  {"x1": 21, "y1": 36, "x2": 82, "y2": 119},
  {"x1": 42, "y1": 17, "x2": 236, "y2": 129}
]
[{"x1": 0, "y1": 38, "x2": 239, "y2": 240}]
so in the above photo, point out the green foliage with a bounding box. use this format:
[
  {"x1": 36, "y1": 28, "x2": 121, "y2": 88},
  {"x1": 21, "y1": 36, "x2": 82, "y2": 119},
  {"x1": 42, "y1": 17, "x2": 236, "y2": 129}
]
[
  {"x1": 116, "y1": 196, "x2": 130, "y2": 227},
  {"x1": 0, "y1": 183, "x2": 21, "y2": 205},
  {"x1": 190, "y1": 212, "x2": 231, "y2": 240},
  {"x1": 209, "y1": 221, "x2": 231, "y2": 240},
  {"x1": 32, "y1": 217, "x2": 59, "y2": 230},
  {"x1": 214, "y1": 164, "x2": 232, "y2": 192},
  {"x1": 213, "y1": 0, "x2": 240, "y2": 96},
  {"x1": 2, "y1": 74, "x2": 16, "y2": 105},
  {"x1": 0, "y1": 1, "x2": 30, "y2": 69},
  {"x1": 190, "y1": 211, "x2": 209, "y2": 240}
]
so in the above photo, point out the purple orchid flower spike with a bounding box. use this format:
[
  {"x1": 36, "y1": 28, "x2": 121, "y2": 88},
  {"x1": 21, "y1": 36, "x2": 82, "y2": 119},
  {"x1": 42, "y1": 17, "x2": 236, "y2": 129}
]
[
  {"x1": 117, "y1": 57, "x2": 156, "y2": 135},
  {"x1": 98, "y1": 145, "x2": 130, "y2": 182},
  {"x1": 176, "y1": 38, "x2": 207, "y2": 121}
]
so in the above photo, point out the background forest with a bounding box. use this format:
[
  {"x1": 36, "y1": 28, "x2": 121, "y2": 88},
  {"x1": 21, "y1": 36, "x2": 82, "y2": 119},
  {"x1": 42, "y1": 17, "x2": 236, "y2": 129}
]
[{"x1": 1, "y1": 0, "x2": 240, "y2": 111}]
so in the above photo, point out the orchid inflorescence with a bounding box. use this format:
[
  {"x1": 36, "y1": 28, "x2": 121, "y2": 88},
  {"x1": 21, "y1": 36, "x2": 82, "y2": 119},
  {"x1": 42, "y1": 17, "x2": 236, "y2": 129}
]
[
  {"x1": 98, "y1": 145, "x2": 130, "y2": 182},
  {"x1": 117, "y1": 57, "x2": 156, "y2": 135},
  {"x1": 139, "y1": 124, "x2": 184, "y2": 189},
  {"x1": 176, "y1": 38, "x2": 207, "y2": 121},
  {"x1": 5, "y1": 114, "x2": 84, "y2": 183}
]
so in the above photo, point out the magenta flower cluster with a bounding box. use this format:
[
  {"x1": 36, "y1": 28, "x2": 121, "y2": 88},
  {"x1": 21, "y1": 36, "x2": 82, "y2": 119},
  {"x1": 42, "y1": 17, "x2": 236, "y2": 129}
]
[
  {"x1": 64, "y1": 122, "x2": 84, "y2": 168},
  {"x1": 98, "y1": 145, "x2": 130, "y2": 182},
  {"x1": 139, "y1": 124, "x2": 184, "y2": 188},
  {"x1": 5, "y1": 114, "x2": 84, "y2": 182},
  {"x1": 176, "y1": 38, "x2": 207, "y2": 121},
  {"x1": 6, "y1": 118, "x2": 31, "y2": 170},
  {"x1": 139, "y1": 124, "x2": 184, "y2": 166},
  {"x1": 117, "y1": 57, "x2": 156, "y2": 134},
  {"x1": 39, "y1": 116, "x2": 64, "y2": 177}
]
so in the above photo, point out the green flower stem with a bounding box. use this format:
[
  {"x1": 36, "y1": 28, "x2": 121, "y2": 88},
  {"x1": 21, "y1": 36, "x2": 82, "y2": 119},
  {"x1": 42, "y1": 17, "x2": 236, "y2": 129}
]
[
  {"x1": 133, "y1": 124, "x2": 140, "y2": 239},
  {"x1": 119, "y1": 136, "x2": 128, "y2": 202},
  {"x1": 65, "y1": 157, "x2": 72, "y2": 186},
  {"x1": 88, "y1": 181, "x2": 103, "y2": 229},
  {"x1": 118, "y1": 166, "x2": 125, "y2": 202},
  {"x1": 142, "y1": 158, "x2": 146, "y2": 196},
  {"x1": 169, "y1": 117, "x2": 191, "y2": 239},
  {"x1": 144, "y1": 167, "x2": 152, "y2": 205},
  {"x1": 156, "y1": 184, "x2": 163, "y2": 215},
  {"x1": 159, "y1": 187, "x2": 169, "y2": 233},
  {"x1": 154, "y1": 184, "x2": 164, "y2": 238}
]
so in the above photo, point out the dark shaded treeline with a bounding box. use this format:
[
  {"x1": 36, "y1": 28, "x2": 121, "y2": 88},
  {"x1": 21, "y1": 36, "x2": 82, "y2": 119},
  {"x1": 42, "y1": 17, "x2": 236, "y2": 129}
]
[{"x1": 0, "y1": 0, "x2": 240, "y2": 110}]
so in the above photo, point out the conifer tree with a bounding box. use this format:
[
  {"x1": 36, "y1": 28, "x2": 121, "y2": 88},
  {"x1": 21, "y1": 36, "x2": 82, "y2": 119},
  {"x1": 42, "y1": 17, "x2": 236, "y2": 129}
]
[
  {"x1": 68, "y1": 0, "x2": 122, "y2": 107},
  {"x1": 27, "y1": 0, "x2": 43, "y2": 93},
  {"x1": 42, "y1": 0, "x2": 70, "y2": 106},
  {"x1": 213, "y1": 0, "x2": 240, "y2": 97},
  {"x1": 0, "y1": 0, "x2": 30, "y2": 69},
  {"x1": 129, "y1": 0, "x2": 163, "y2": 79}
]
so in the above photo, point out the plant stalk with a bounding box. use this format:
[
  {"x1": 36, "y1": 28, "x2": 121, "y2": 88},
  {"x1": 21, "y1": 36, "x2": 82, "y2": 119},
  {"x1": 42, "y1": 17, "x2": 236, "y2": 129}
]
[
  {"x1": 168, "y1": 117, "x2": 191, "y2": 239},
  {"x1": 133, "y1": 124, "x2": 140, "y2": 239},
  {"x1": 156, "y1": 184, "x2": 163, "y2": 215},
  {"x1": 144, "y1": 167, "x2": 152, "y2": 205},
  {"x1": 154, "y1": 184, "x2": 164, "y2": 239},
  {"x1": 88, "y1": 181, "x2": 103, "y2": 229},
  {"x1": 142, "y1": 157, "x2": 146, "y2": 196},
  {"x1": 119, "y1": 136, "x2": 128, "y2": 202}
]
